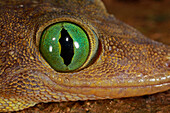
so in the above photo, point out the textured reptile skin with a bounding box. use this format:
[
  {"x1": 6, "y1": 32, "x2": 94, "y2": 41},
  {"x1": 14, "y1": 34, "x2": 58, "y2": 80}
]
[{"x1": 0, "y1": 0, "x2": 169, "y2": 112}]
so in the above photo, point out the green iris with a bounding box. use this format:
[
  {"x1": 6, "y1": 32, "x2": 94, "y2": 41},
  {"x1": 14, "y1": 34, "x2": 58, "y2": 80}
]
[{"x1": 40, "y1": 22, "x2": 89, "y2": 72}]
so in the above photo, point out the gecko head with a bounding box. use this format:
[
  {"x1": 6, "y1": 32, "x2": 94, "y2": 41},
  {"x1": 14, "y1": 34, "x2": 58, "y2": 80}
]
[
  {"x1": 32, "y1": 0, "x2": 170, "y2": 99},
  {"x1": 0, "y1": 0, "x2": 169, "y2": 111}
]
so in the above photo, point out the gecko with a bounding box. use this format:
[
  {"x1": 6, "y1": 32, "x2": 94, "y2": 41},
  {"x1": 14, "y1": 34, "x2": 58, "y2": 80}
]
[{"x1": 0, "y1": 0, "x2": 169, "y2": 112}]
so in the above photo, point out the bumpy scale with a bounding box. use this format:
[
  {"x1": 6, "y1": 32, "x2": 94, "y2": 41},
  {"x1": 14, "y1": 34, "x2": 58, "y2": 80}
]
[{"x1": 0, "y1": 0, "x2": 169, "y2": 112}]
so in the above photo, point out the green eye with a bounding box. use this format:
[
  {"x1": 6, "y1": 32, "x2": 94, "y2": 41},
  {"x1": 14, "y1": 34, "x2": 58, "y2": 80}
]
[{"x1": 39, "y1": 22, "x2": 93, "y2": 72}]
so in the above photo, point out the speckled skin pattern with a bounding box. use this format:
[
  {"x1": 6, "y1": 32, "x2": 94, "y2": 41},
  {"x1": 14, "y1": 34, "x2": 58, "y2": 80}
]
[{"x1": 0, "y1": 0, "x2": 169, "y2": 112}]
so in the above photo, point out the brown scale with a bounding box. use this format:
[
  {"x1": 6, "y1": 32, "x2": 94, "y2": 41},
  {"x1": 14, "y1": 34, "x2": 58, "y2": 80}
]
[{"x1": 0, "y1": 0, "x2": 169, "y2": 112}]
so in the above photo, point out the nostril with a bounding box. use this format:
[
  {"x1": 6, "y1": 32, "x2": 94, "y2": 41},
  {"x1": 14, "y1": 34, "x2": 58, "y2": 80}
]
[{"x1": 165, "y1": 61, "x2": 170, "y2": 68}]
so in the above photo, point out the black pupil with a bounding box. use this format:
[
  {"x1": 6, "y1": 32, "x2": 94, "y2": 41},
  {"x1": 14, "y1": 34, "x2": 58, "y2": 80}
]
[{"x1": 59, "y1": 28, "x2": 74, "y2": 66}]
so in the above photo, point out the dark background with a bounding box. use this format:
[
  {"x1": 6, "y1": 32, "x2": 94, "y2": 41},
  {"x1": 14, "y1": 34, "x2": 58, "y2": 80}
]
[{"x1": 102, "y1": 0, "x2": 170, "y2": 45}]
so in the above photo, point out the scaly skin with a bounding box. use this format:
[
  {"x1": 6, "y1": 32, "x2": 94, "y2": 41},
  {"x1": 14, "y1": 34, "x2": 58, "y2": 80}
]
[{"x1": 0, "y1": 0, "x2": 169, "y2": 112}]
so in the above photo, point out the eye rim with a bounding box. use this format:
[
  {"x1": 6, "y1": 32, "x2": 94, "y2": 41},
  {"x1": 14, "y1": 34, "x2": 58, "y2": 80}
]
[{"x1": 36, "y1": 17, "x2": 99, "y2": 72}]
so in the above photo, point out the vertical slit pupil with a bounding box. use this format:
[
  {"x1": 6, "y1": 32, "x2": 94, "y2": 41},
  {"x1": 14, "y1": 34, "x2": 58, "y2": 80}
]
[{"x1": 59, "y1": 28, "x2": 74, "y2": 66}]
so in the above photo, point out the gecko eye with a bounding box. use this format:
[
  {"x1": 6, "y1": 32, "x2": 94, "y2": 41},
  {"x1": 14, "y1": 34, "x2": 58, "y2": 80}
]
[{"x1": 39, "y1": 22, "x2": 98, "y2": 72}]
